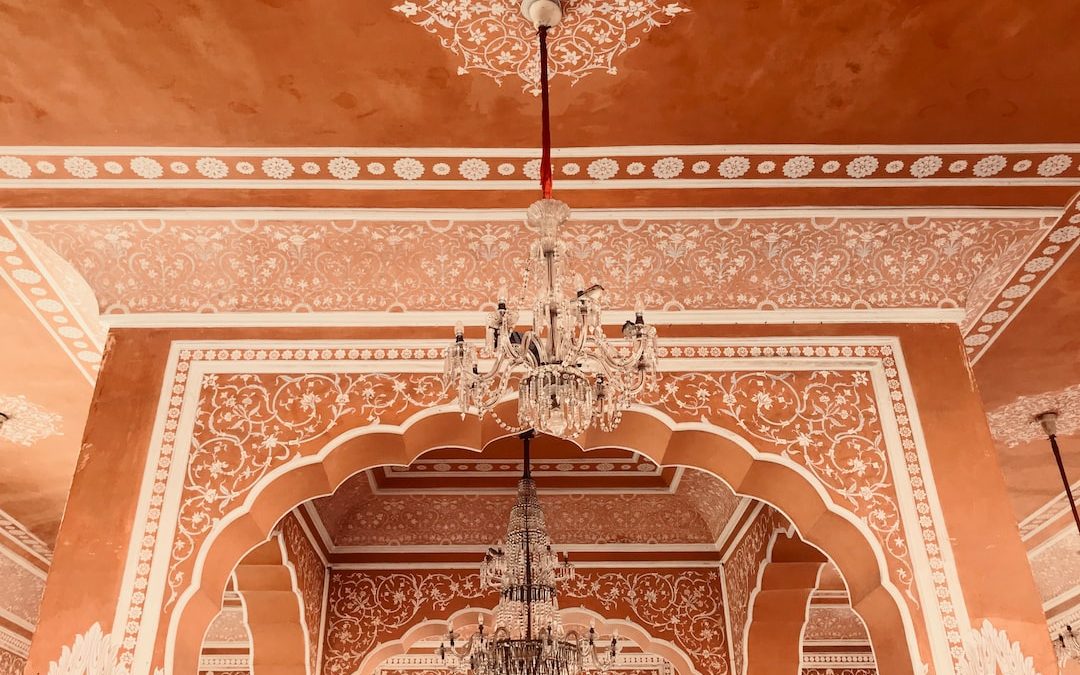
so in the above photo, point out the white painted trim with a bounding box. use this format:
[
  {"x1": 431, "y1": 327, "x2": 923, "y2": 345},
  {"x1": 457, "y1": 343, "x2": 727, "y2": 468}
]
[
  {"x1": 740, "y1": 529, "x2": 783, "y2": 675},
  {"x1": 0, "y1": 508, "x2": 52, "y2": 567},
  {"x1": 198, "y1": 653, "x2": 250, "y2": 670},
  {"x1": 718, "y1": 564, "x2": 736, "y2": 672},
  {"x1": 317, "y1": 564, "x2": 329, "y2": 675},
  {"x1": 715, "y1": 498, "x2": 754, "y2": 554},
  {"x1": 720, "y1": 502, "x2": 765, "y2": 565},
  {"x1": 98, "y1": 307, "x2": 966, "y2": 329},
  {"x1": 1043, "y1": 586, "x2": 1080, "y2": 614},
  {"x1": 274, "y1": 532, "x2": 313, "y2": 675},
  {"x1": 1019, "y1": 478, "x2": 1080, "y2": 542},
  {"x1": 0, "y1": 607, "x2": 35, "y2": 634},
  {"x1": 0, "y1": 539, "x2": 47, "y2": 580},
  {"x1": 8, "y1": 142, "x2": 1080, "y2": 155},
  {"x1": 329, "y1": 560, "x2": 726, "y2": 570},
  {"x1": 291, "y1": 507, "x2": 329, "y2": 568},
  {"x1": 1, "y1": 206, "x2": 1062, "y2": 220},
  {"x1": 302, "y1": 502, "x2": 335, "y2": 559},
  {"x1": 1027, "y1": 525, "x2": 1079, "y2": 558},
  {"x1": 0, "y1": 625, "x2": 30, "y2": 658},
  {"x1": 970, "y1": 229, "x2": 1080, "y2": 364},
  {"x1": 329, "y1": 542, "x2": 721, "y2": 555}
]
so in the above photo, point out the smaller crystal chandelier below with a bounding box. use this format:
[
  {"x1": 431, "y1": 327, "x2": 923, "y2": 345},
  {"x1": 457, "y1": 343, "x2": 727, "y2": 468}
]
[{"x1": 439, "y1": 432, "x2": 622, "y2": 675}]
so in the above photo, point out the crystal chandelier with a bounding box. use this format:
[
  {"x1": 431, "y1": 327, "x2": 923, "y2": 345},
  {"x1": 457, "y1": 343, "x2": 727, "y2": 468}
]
[
  {"x1": 442, "y1": 0, "x2": 658, "y2": 440},
  {"x1": 438, "y1": 432, "x2": 622, "y2": 675}
]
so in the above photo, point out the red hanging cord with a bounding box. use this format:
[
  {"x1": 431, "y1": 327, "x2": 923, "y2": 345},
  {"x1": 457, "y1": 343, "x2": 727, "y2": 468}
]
[{"x1": 538, "y1": 25, "x2": 553, "y2": 199}]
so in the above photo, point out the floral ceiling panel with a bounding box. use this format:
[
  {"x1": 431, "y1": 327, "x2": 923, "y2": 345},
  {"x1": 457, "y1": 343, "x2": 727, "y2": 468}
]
[
  {"x1": 313, "y1": 467, "x2": 739, "y2": 546},
  {"x1": 21, "y1": 214, "x2": 1050, "y2": 316}
]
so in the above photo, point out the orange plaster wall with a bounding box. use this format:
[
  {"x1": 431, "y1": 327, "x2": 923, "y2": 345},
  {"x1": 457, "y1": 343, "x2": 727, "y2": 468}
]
[{"x1": 26, "y1": 322, "x2": 1057, "y2": 673}]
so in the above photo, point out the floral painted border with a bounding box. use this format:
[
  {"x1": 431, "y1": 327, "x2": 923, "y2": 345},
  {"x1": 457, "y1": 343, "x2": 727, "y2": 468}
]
[
  {"x1": 101, "y1": 337, "x2": 969, "y2": 675},
  {"x1": 963, "y1": 191, "x2": 1080, "y2": 363},
  {"x1": 0, "y1": 147, "x2": 1078, "y2": 188}
]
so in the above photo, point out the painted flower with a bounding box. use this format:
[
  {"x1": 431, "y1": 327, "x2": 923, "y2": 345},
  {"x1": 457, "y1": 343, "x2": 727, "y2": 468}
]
[
  {"x1": 433, "y1": 162, "x2": 451, "y2": 176},
  {"x1": 366, "y1": 162, "x2": 386, "y2": 175},
  {"x1": 972, "y1": 155, "x2": 1005, "y2": 177},
  {"x1": 1049, "y1": 225, "x2": 1079, "y2": 243},
  {"x1": 103, "y1": 161, "x2": 123, "y2": 174},
  {"x1": 717, "y1": 156, "x2": 749, "y2": 178},
  {"x1": 651, "y1": 156, "x2": 683, "y2": 179},
  {"x1": 523, "y1": 159, "x2": 541, "y2": 180},
  {"x1": 1037, "y1": 154, "x2": 1071, "y2": 177},
  {"x1": 261, "y1": 157, "x2": 295, "y2": 179},
  {"x1": 170, "y1": 161, "x2": 190, "y2": 174},
  {"x1": 909, "y1": 155, "x2": 942, "y2": 178},
  {"x1": 782, "y1": 155, "x2": 814, "y2": 178},
  {"x1": 235, "y1": 161, "x2": 255, "y2": 175},
  {"x1": 35, "y1": 160, "x2": 56, "y2": 174},
  {"x1": 301, "y1": 161, "x2": 320, "y2": 175},
  {"x1": 885, "y1": 160, "x2": 904, "y2": 174},
  {"x1": 587, "y1": 157, "x2": 618, "y2": 180},
  {"x1": 497, "y1": 162, "x2": 515, "y2": 176},
  {"x1": 691, "y1": 160, "x2": 710, "y2": 174},
  {"x1": 459, "y1": 158, "x2": 490, "y2": 180},
  {"x1": 821, "y1": 160, "x2": 840, "y2": 174},
  {"x1": 562, "y1": 162, "x2": 580, "y2": 176},
  {"x1": 1012, "y1": 159, "x2": 1032, "y2": 172},
  {"x1": 0, "y1": 155, "x2": 31, "y2": 178},
  {"x1": 756, "y1": 160, "x2": 776, "y2": 174},
  {"x1": 948, "y1": 160, "x2": 968, "y2": 173},
  {"x1": 64, "y1": 156, "x2": 97, "y2": 178},
  {"x1": 196, "y1": 157, "x2": 228, "y2": 179},
  {"x1": 328, "y1": 157, "x2": 360, "y2": 180},
  {"x1": 393, "y1": 157, "x2": 424, "y2": 180},
  {"x1": 846, "y1": 155, "x2": 878, "y2": 178},
  {"x1": 125, "y1": 156, "x2": 164, "y2": 179},
  {"x1": 626, "y1": 162, "x2": 645, "y2": 175}
]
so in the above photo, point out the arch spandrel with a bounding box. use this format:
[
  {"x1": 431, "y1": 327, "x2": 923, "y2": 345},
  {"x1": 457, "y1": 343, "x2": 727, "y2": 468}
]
[{"x1": 101, "y1": 337, "x2": 968, "y2": 675}]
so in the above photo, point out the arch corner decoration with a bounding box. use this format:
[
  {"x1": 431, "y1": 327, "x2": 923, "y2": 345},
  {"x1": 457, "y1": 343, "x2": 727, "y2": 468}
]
[{"x1": 76, "y1": 336, "x2": 987, "y2": 675}]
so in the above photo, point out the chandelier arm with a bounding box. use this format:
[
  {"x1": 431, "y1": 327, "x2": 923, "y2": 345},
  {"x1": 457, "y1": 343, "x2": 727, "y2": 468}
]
[{"x1": 590, "y1": 336, "x2": 650, "y2": 372}]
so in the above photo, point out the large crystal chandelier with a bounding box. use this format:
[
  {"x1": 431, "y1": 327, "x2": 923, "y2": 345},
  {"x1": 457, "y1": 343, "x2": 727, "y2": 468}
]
[
  {"x1": 439, "y1": 431, "x2": 621, "y2": 675},
  {"x1": 442, "y1": 0, "x2": 659, "y2": 440}
]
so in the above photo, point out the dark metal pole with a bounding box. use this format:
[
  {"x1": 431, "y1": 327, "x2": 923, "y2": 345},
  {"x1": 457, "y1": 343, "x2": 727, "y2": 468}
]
[{"x1": 1039, "y1": 412, "x2": 1080, "y2": 537}]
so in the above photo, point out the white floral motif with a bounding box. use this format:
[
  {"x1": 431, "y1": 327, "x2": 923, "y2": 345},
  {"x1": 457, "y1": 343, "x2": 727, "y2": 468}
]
[
  {"x1": 459, "y1": 158, "x2": 489, "y2": 181},
  {"x1": 393, "y1": 158, "x2": 424, "y2": 180},
  {"x1": 717, "y1": 156, "x2": 750, "y2": 178},
  {"x1": 691, "y1": 160, "x2": 710, "y2": 174},
  {"x1": 195, "y1": 157, "x2": 228, "y2": 179},
  {"x1": 367, "y1": 162, "x2": 386, "y2": 176},
  {"x1": 1050, "y1": 225, "x2": 1079, "y2": 243},
  {"x1": 651, "y1": 156, "x2": 683, "y2": 179},
  {"x1": 957, "y1": 620, "x2": 1040, "y2": 675},
  {"x1": 1037, "y1": 154, "x2": 1071, "y2": 177},
  {"x1": 822, "y1": 160, "x2": 841, "y2": 174},
  {"x1": 130, "y1": 156, "x2": 163, "y2": 179},
  {"x1": 497, "y1": 163, "x2": 515, "y2": 176},
  {"x1": 756, "y1": 160, "x2": 776, "y2": 174},
  {"x1": 301, "y1": 161, "x2": 320, "y2": 175},
  {"x1": 391, "y1": 0, "x2": 690, "y2": 94},
  {"x1": 885, "y1": 160, "x2": 904, "y2": 173},
  {"x1": 235, "y1": 161, "x2": 255, "y2": 175},
  {"x1": 782, "y1": 155, "x2": 814, "y2": 178},
  {"x1": 46, "y1": 623, "x2": 116, "y2": 675},
  {"x1": 433, "y1": 162, "x2": 451, "y2": 176},
  {"x1": 261, "y1": 157, "x2": 294, "y2": 179},
  {"x1": 36, "y1": 160, "x2": 56, "y2": 174},
  {"x1": 910, "y1": 155, "x2": 942, "y2": 178},
  {"x1": 523, "y1": 159, "x2": 541, "y2": 180},
  {"x1": 1013, "y1": 159, "x2": 1032, "y2": 172},
  {"x1": 973, "y1": 155, "x2": 1006, "y2": 177},
  {"x1": 627, "y1": 162, "x2": 645, "y2": 176},
  {"x1": 949, "y1": 160, "x2": 968, "y2": 173},
  {"x1": 0, "y1": 155, "x2": 32, "y2": 178},
  {"x1": 587, "y1": 158, "x2": 619, "y2": 180},
  {"x1": 169, "y1": 161, "x2": 189, "y2": 174},
  {"x1": 0, "y1": 394, "x2": 63, "y2": 447},
  {"x1": 846, "y1": 155, "x2": 878, "y2": 178},
  {"x1": 562, "y1": 162, "x2": 580, "y2": 176},
  {"x1": 986, "y1": 382, "x2": 1080, "y2": 448},
  {"x1": 329, "y1": 157, "x2": 360, "y2": 180},
  {"x1": 64, "y1": 157, "x2": 97, "y2": 178}
]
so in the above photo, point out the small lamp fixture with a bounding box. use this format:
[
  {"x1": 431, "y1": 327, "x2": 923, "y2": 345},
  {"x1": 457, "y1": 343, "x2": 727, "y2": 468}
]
[
  {"x1": 1054, "y1": 624, "x2": 1080, "y2": 667},
  {"x1": 1035, "y1": 411, "x2": 1080, "y2": 537}
]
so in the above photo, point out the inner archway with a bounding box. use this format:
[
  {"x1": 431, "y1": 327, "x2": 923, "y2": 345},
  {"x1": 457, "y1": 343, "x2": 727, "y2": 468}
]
[{"x1": 169, "y1": 409, "x2": 920, "y2": 675}]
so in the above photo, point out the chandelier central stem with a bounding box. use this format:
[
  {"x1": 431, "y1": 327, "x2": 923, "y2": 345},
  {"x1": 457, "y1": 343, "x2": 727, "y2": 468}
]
[{"x1": 539, "y1": 25, "x2": 553, "y2": 199}]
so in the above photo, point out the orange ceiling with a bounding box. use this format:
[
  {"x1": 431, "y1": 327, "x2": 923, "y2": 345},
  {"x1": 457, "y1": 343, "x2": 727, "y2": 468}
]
[{"x1": 3, "y1": 1, "x2": 1079, "y2": 147}]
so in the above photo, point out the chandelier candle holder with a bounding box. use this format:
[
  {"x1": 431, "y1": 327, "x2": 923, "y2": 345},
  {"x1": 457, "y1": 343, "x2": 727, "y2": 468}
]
[
  {"x1": 443, "y1": 0, "x2": 658, "y2": 439},
  {"x1": 439, "y1": 432, "x2": 622, "y2": 675}
]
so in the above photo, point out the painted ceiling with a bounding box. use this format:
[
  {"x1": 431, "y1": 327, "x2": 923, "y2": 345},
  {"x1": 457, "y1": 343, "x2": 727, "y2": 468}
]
[{"x1": 0, "y1": 0, "x2": 1079, "y2": 659}]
